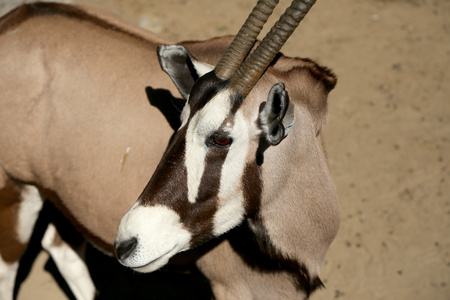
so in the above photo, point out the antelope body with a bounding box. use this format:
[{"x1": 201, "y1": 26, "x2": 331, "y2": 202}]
[{"x1": 0, "y1": 1, "x2": 339, "y2": 299}]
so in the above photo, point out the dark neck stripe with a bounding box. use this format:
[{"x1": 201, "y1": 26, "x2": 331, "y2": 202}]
[
  {"x1": 242, "y1": 162, "x2": 262, "y2": 217},
  {"x1": 228, "y1": 222, "x2": 324, "y2": 296}
]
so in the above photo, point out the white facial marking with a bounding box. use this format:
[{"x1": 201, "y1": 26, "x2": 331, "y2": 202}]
[
  {"x1": 185, "y1": 90, "x2": 232, "y2": 203},
  {"x1": 116, "y1": 205, "x2": 191, "y2": 273},
  {"x1": 0, "y1": 255, "x2": 18, "y2": 300},
  {"x1": 179, "y1": 61, "x2": 213, "y2": 127},
  {"x1": 192, "y1": 61, "x2": 214, "y2": 78},
  {"x1": 179, "y1": 103, "x2": 191, "y2": 129},
  {"x1": 130, "y1": 199, "x2": 142, "y2": 210},
  {"x1": 18, "y1": 185, "x2": 43, "y2": 244},
  {"x1": 42, "y1": 224, "x2": 95, "y2": 300},
  {"x1": 213, "y1": 110, "x2": 249, "y2": 236}
]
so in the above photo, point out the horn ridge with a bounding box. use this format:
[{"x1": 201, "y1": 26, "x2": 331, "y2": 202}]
[
  {"x1": 230, "y1": 0, "x2": 317, "y2": 97},
  {"x1": 214, "y1": 0, "x2": 279, "y2": 81}
]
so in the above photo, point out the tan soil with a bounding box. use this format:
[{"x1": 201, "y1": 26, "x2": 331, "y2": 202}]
[{"x1": 1, "y1": 0, "x2": 448, "y2": 299}]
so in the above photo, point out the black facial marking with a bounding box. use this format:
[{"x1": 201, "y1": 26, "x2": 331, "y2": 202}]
[
  {"x1": 196, "y1": 147, "x2": 228, "y2": 203},
  {"x1": 186, "y1": 56, "x2": 200, "y2": 82},
  {"x1": 138, "y1": 125, "x2": 217, "y2": 247},
  {"x1": 187, "y1": 71, "x2": 226, "y2": 116},
  {"x1": 137, "y1": 71, "x2": 249, "y2": 249},
  {"x1": 229, "y1": 92, "x2": 244, "y2": 115},
  {"x1": 188, "y1": 116, "x2": 236, "y2": 245},
  {"x1": 138, "y1": 126, "x2": 189, "y2": 209}
]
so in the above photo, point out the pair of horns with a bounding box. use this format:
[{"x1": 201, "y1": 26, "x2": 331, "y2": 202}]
[{"x1": 214, "y1": 0, "x2": 316, "y2": 97}]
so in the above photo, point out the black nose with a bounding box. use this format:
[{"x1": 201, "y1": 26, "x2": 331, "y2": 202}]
[{"x1": 114, "y1": 237, "x2": 137, "y2": 261}]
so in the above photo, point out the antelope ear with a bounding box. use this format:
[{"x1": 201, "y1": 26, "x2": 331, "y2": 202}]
[
  {"x1": 259, "y1": 83, "x2": 295, "y2": 146},
  {"x1": 158, "y1": 45, "x2": 214, "y2": 100}
]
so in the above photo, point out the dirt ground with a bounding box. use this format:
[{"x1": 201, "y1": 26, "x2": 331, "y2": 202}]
[{"x1": 1, "y1": 0, "x2": 449, "y2": 299}]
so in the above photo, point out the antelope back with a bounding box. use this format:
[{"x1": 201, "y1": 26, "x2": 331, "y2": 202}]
[{"x1": 0, "y1": 2, "x2": 176, "y2": 251}]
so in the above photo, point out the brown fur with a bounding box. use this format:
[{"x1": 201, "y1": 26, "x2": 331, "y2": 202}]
[
  {"x1": 0, "y1": 181, "x2": 26, "y2": 263},
  {"x1": 189, "y1": 69, "x2": 340, "y2": 298},
  {"x1": 0, "y1": 2, "x2": 175, "y2": 249}
]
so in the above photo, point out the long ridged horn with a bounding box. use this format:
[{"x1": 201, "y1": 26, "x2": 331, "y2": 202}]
[
  {"x1": 214, "y1": 0, "x2": 279, "y2": 81},
  {"x1": 230, "y1": 0, "x2": 317, "y2": 97}
]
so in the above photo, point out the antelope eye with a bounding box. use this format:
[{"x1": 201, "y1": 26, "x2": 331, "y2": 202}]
[{"x1": 210, "y1": 133, "x2": 232, "y2": 148}]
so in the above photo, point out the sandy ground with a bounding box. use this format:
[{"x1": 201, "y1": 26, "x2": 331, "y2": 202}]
[{"x1": 0, "y1": 0, "x2": 449, "y2": 299}]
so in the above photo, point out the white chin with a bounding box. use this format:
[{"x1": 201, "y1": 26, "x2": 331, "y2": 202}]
[
  {"x1": 130, "y1": 245, "x2": 184, "y2": 273},
  {"x1": 132, "y1": 255, "x2": 171, "y2": 273}
]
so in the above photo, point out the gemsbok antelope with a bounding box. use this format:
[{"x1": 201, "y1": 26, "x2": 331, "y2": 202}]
[
  {"x1": 115, "y1": 0, "x2": 340, "y2": 299},
  {"x1": 0, "y1": 0, "x2": 339, "y2": 299}
]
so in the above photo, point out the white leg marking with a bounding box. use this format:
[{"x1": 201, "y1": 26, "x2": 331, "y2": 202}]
[
  {"x1": 0, "y1": 255, "x2": 18, "y2": 300},
  {"x1": 185, "y1": 90, "x2": 232, "y2": 203},
  {"x1": 42, "y1": 223, "x2": 95, "y2": 300},
  {"x1": 0, "y1": 185, "x2": 43, "y2": 300},
  {"x1": 17, "y1": 185, "x2": 43, "y2": 244}
]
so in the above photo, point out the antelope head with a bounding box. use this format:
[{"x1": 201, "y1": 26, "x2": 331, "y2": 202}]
[{"x1": 115, "y1": 0, "x2": 338, "y2": 275}]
